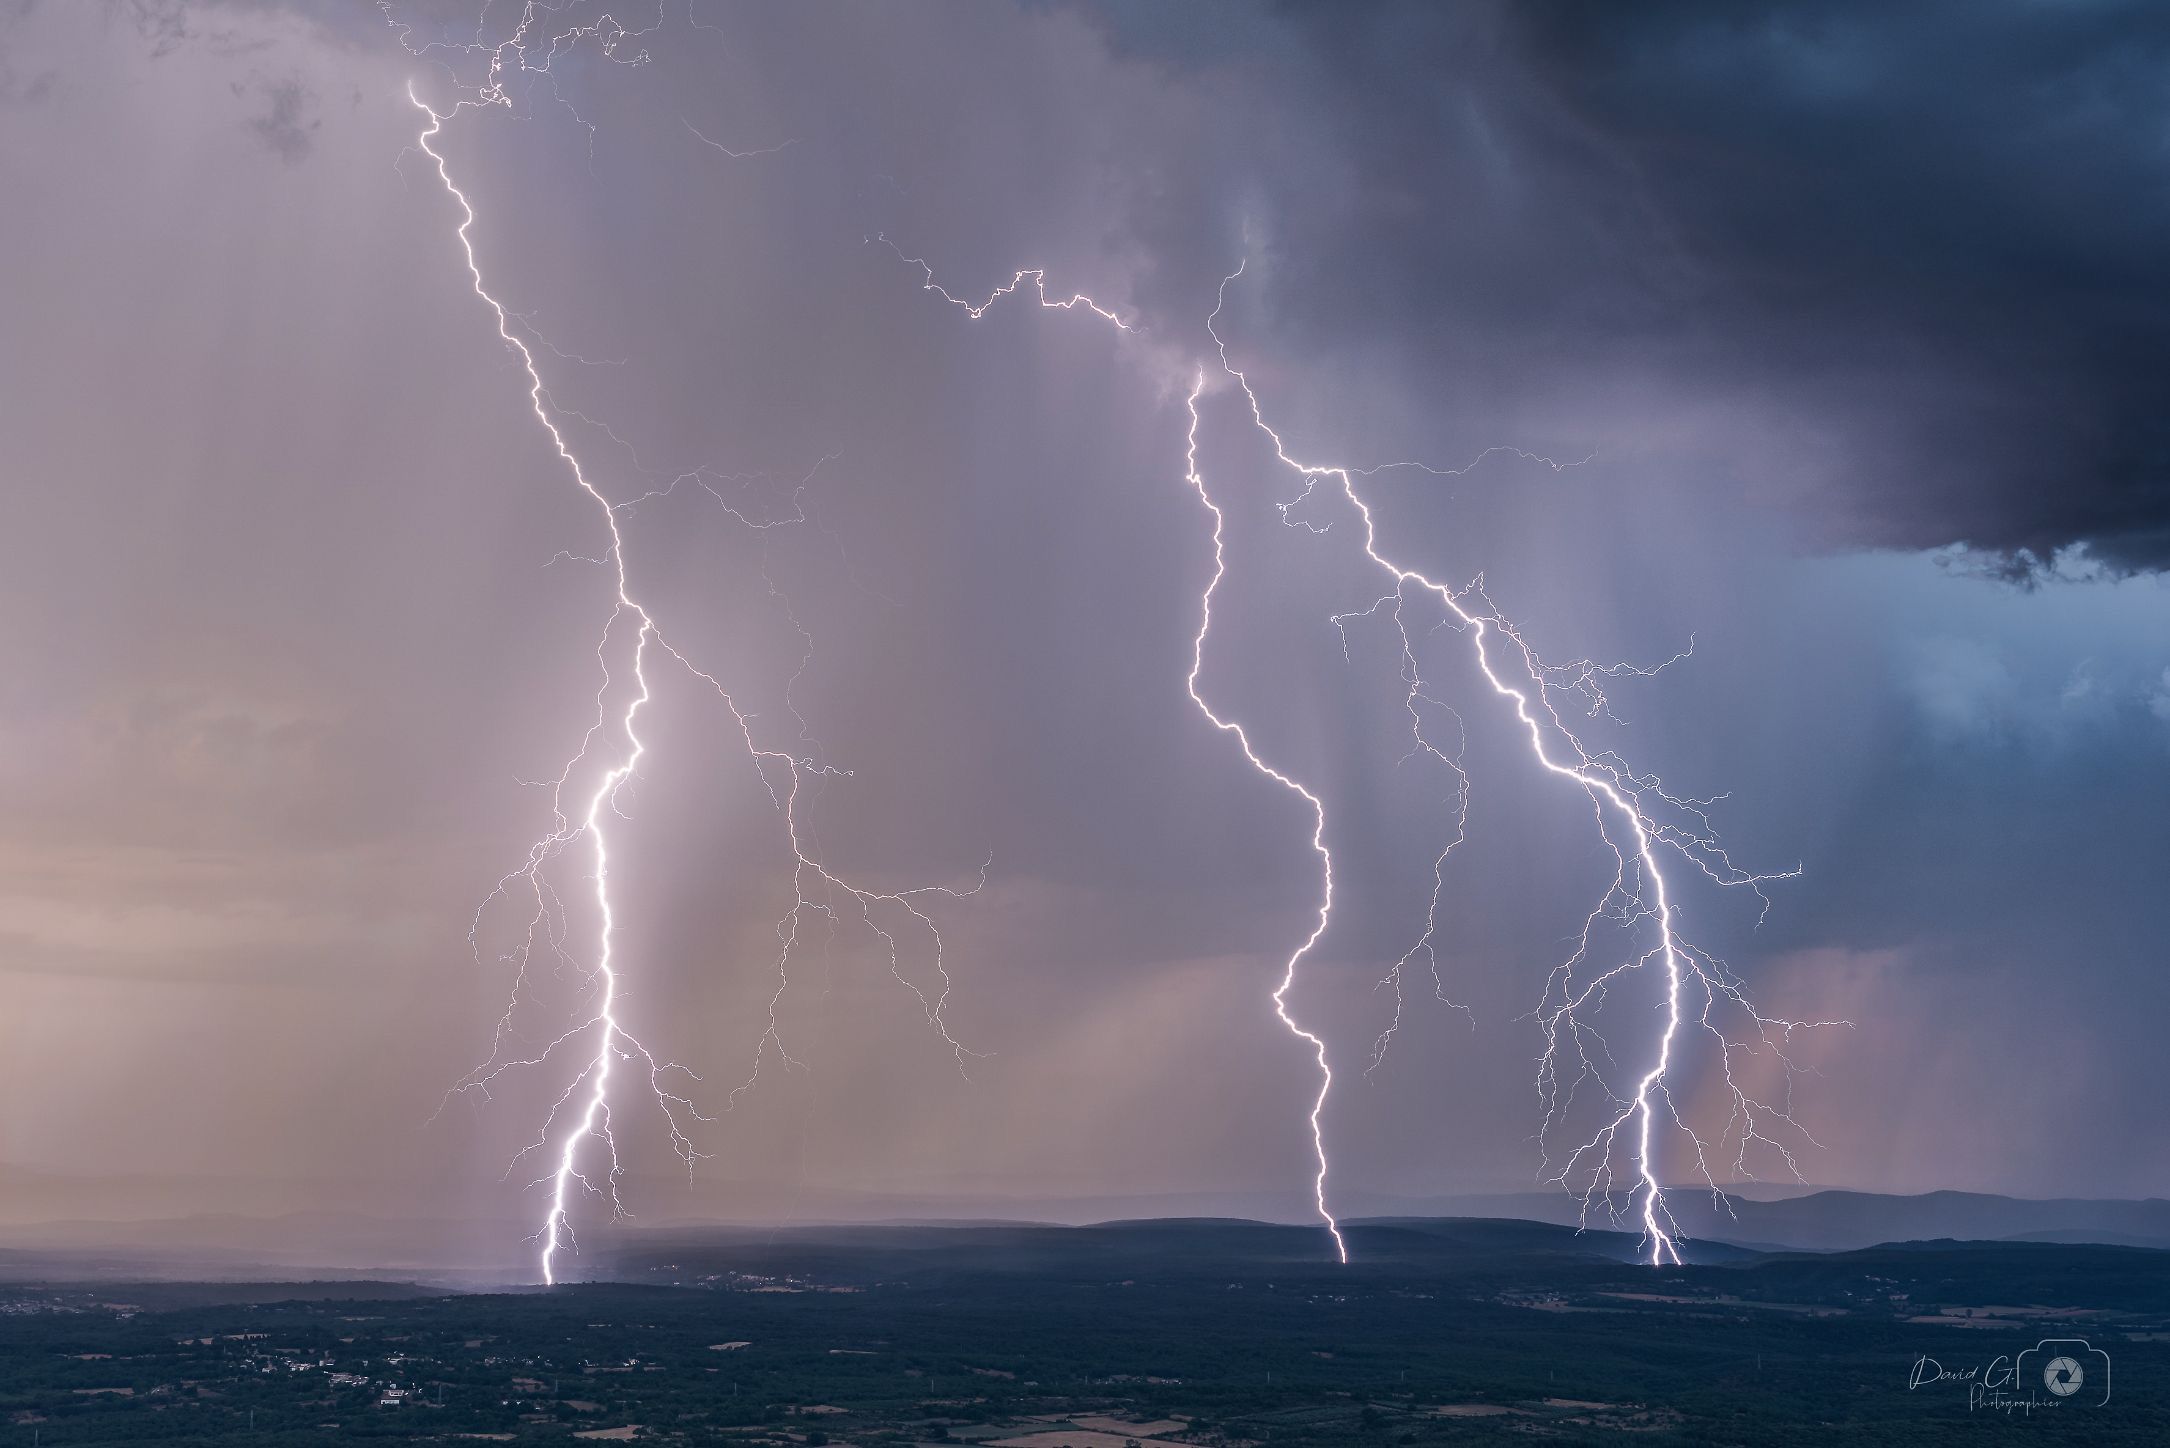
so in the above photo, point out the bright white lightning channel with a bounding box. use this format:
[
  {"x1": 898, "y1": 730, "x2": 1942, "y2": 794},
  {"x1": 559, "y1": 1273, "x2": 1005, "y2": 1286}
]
[
  {"x1": 900, "y1": 250, "x2": 1837, "y2": 1266},
  {"x1": 409, "y1": 88, "x2": 669, "y2": 1285},
  {"x1": 405, "y1": 30, "x2": 980, "y2": 1283}
]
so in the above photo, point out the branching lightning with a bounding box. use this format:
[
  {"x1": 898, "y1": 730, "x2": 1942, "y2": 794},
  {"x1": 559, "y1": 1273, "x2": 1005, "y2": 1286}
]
[
  {"x1": 1207, "y1": 262, "x2": 1842, "y2": 1265},
  {"x1": 398, "y1": 4, "x2": 982, "y2": 1285},
  {"x1": 895, "y1": 247, "x2": 1839, "y2": 1266}
]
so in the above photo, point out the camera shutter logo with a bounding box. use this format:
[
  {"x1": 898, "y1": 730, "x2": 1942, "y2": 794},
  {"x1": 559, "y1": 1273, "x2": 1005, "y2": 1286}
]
[
  {"x1": 2043, "y1": 1356, "x2": 2085, "y2": 1397},
  {"x1": 2014, "y1": 1337, "x2": 2110, "y2": 1406}
]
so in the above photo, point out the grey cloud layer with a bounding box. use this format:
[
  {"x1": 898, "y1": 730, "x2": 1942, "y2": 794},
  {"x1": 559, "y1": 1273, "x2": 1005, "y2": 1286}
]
[{"x1": 1077, "y1": 0, "x2": 2170, "y2": 569}]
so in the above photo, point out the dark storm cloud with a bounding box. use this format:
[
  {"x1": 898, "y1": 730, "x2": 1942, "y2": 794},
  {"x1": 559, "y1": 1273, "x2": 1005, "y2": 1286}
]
[
  {"x1": 1515, "y1": 0, "x2": 2170, "y2": 569},
  {"x1": 238, "y1": 75, "x2": 319, "y2": 160},
  {"x1": 1083, "y1": 0, "x2": 2170, "y2": 571}
]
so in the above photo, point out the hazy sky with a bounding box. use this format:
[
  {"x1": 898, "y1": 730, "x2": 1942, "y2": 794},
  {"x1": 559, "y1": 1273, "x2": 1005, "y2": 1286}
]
[{"x1": 5, "y1": 0, "x2": 2169, "y2": 1254}]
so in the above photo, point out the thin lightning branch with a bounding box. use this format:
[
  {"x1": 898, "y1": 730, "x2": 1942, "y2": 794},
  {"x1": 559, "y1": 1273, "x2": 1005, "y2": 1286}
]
[
  {"x1": 1340, "y1": 586, "x2": 1474, "y2": 1075},
  {"x1": 1350, "y1": 448, "x2": 1594, "y2": 479},
  {"x1": 877, "y1": 235, "x2": 1135, "y2": 331},
  {"x1": 683, "y1": 117, "x2": 797, "y2": 159}
]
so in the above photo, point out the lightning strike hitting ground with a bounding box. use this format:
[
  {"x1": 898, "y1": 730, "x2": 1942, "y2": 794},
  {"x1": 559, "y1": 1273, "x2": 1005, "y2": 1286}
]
[
  {"x1": 1182, "y1": 372, "x2": 1349, "y2": 1264},
  {"x1": 399, "y1": 5, "x2": 982, "y2": 1285},
  {"x1": 885, "y1": 255, "x2": 1349, "y2": 1259},
  {"x1": 896, "y1": 248, "x2": 1837, "y2": 1265},
  {"x1": 1203, "y1": 264, "x2": 1839, "y2": 1264}
]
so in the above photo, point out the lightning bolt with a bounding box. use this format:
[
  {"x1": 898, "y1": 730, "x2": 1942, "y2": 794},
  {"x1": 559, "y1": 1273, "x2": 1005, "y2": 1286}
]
[
  {"x1": 1181, "y1": 371, "x2": 1348, "y2": 1263},
  {"x1": 408, "y1": 83, "x2": 674, "y2": 1286},
  {"x1": 895, "y1": 249, "x2": 1838, "y2": 1266},
  {"x1": 399, "y1": 5, "x2": 983, "y2": 1285},
  {"x1": 881, "y1": 248, "x2": 1347, "y2": 1258},
  {"x1": 1202, "y1": 263, "x2": 1838, "y2": 1264}
]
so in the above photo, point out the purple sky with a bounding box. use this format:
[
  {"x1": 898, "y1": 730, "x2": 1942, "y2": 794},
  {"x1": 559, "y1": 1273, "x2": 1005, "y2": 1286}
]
[{"x1": 4, "y1": 2, "x2": 2168, "y2": 1264}]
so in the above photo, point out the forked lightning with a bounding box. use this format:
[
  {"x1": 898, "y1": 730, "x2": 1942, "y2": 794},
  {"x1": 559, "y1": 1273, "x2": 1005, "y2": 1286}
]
[
  {"x1": 400, "y1": 5, "x2": 978, "y2": 1284},
  {"x1": 903, "y1": 254, "x2": 1836, "y2": 1265}
]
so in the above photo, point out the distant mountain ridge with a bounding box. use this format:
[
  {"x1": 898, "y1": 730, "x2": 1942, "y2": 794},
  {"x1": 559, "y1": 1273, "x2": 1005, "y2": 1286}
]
[
  {"x1": 1369, "y1": 1188, "x2": 2170, "y2": 1253},
  {"x1": 3, "y1": 1174, "x2": 2165, "y2": 1275},
  {"x1": 1725, "y1": 1188, "x2": 2170, "y2": 1251}
]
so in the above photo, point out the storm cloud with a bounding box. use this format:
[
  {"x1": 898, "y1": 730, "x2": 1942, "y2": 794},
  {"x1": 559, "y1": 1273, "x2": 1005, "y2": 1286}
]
[{"x1": 1079, "y1": 0, "x2": 2170, "y2": 571}]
